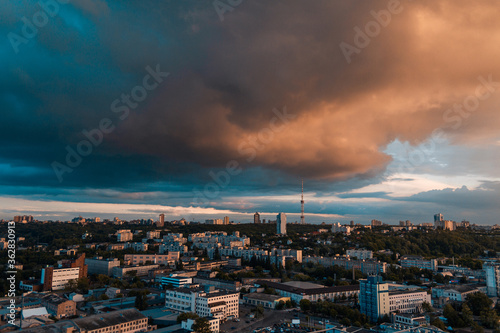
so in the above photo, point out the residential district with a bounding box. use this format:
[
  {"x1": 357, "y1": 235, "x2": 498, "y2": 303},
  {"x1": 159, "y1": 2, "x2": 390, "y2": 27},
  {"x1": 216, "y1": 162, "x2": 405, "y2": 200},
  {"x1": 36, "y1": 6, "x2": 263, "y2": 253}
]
[{"x1": 1, "y1": 213, "x2": 500, "y2": 333}]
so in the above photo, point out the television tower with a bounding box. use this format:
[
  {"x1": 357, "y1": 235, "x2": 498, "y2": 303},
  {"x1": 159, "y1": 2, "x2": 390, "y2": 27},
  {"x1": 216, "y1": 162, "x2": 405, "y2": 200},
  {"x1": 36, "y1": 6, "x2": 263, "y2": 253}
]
[{"x1": 300, "y1": 179, "x2": 305, "y2": 224}]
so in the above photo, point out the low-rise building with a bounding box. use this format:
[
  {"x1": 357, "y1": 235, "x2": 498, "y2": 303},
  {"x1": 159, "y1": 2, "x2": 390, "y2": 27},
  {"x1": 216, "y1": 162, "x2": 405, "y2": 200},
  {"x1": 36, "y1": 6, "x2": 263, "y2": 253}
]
[
  {"x1": 255, "y1": 280, "x2": 359, "y2": 303},
  {"x1": 193, "y1": 277, "x2": 242, "y2": 291},
  {"x1": 304, "y1": 256, "x2": 386, "y2": 274},
  {"x1": 124, "y1": 253, "x2": 180, "y2": 265},
  {"x1": 400, "y1": 255, "x2": 438, "y2": 271},
  {"x1": 346, "y1": 249, "x2": 373, "y2": 260},
  {"x1": 159, "y1": 274, "x2": 193, "y2": 288},
  {"x1": 22, "y1": 308, "x2": 148, "y2": 333},
  {"x1": 112, "y1": 264, "x2": 159, "y2": 278},
  {"x1": 431, "y1": 284, "x2": 482, "y2": 307},
  {"x1": 41, "y1": 294, "x2": 76, "y2": 319},
  {"x1": 243, "y1": 293, "x2": 290, "y2": 309}
]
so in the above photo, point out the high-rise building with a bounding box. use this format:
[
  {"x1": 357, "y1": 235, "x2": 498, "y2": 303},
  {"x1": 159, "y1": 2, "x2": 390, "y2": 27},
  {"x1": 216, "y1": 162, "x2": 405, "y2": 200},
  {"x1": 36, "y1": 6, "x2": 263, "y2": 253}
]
[
  {"x1": 360, "y1": 276, "x2": 389, "y2": 322},
  {"x1": 223, "y1": 216, "x2": 229, "y2": 225},
  {"x1": 159, "y1": 213, "x2": 165, "y2": 226},
  {"x1": 14, "y1": 215, "x2": 33, "y2": 223},
  {"x1": 485, "y1": 263, "x2": 500, "y2": 297},
  {"x1": 254, "y1": 212, "x2": 261, "y2": 224},
  {"x1": 300, "y1": 179, "x2": 305, "y2": 224},
  {"x1": 371, "y1": 220, "x2": 382, "y2": 227},
  {"x1": 360, "y1": 276, "x2": 430, "y2": 322},
  {"x1": 276, "y1": 213, "x2": 286, "y2": 235},
  {"x1": 434, "y1": 213, "x2": 444, "y2": 223}
]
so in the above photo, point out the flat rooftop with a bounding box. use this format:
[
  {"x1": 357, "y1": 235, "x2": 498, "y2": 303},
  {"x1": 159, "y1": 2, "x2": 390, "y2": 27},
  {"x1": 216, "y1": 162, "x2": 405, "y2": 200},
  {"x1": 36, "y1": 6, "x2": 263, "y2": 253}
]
[
  {"x1": 283, "y1": 281, "x2": 325, "y2": 289},
  {"x1": 244, "y1": 293, "x2": 286, "y2": 302}
]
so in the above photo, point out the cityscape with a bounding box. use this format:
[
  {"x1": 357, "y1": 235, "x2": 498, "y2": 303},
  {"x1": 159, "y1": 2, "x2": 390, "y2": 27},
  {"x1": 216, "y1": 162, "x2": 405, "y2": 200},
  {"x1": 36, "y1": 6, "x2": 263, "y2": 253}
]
[{"x1": 2, "y1": 1, "x2": 500, "y2": 333}]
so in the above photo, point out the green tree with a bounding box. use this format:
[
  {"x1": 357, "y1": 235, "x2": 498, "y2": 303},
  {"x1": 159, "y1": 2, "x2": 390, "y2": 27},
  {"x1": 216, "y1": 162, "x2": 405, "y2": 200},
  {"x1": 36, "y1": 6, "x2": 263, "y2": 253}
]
[
  {"x1": 466, "y1": 292, "x2": 493, "y2": 316},
  {"x1": 422, "y1": 301, "x2": 434, "y2": 313},
  {"x1": 134, "y1": 291, "x2": 148, "y2": 311},
  {"x1": 480, "y1": 308, "x2": 500, "y2": 329},
  {"x1": 77, "y1": 277, "x2": 90, "y2": 294},
  {"x1": 462, "y1": 303, "x2": 474, "y2": 326},
  {"x1": 444, "y1": 304, "x2": 465, "y2": 328},
  {"x1": 192, "y1": 317, "x2": 212, "y2": 333},
  {"x1": 177, "y1": 312, "x2": 199, "y2": 324},
  {"x1": 276, "y1": 300, "x2": 285, "y2": 310},
  {"x1": 431, "y1": 318, "x2": 446, "y2": 330},
  {"x1": 65, "y1": 279, "x2": 77, "y2": 292},
  {"x1": 300, "y1": 299, "x2": 312, "y2": 312}
]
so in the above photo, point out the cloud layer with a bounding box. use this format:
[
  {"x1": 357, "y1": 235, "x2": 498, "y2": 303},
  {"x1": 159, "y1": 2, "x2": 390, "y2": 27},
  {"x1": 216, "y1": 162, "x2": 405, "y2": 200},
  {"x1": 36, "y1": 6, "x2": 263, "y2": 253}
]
[{"x1": 1, "y1": 0, "x2": 500, "y2": 222}]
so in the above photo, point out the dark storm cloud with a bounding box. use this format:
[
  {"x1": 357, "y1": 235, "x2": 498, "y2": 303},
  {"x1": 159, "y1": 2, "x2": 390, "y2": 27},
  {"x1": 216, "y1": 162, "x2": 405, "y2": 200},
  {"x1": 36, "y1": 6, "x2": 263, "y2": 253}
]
[{"x1": 1, "y1": 0, "x2": 500, "y2": 221}]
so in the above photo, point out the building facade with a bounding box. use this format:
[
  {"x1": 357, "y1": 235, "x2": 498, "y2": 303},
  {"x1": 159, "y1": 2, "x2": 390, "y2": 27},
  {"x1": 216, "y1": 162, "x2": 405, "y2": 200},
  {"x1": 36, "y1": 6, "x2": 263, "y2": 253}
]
[
  {"x1": 277, "y1": 212, "x2": 286, "y2": 235},
  {"x1": 165, "y1": 286, "x2": 239, "y2": 322},
  {"x1": 485, "y1": 263, "x2": 500, "y2": 297},
  {"x1": 400, "y1": 256, "x2": 438, "y2": 271},
  {"x1": 85, "y1": 257, "x2": 120, "y2": 276}
]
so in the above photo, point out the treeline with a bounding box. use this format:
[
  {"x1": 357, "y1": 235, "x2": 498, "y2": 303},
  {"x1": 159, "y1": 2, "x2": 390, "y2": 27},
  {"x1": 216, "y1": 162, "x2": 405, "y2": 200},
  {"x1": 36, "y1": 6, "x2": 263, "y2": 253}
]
[
  {"x1": 359, "y1": 229, "x2": 500, "y2": 259},
  {"x1": 299, "y1": 299, "x2": 369, "y2": 327}
]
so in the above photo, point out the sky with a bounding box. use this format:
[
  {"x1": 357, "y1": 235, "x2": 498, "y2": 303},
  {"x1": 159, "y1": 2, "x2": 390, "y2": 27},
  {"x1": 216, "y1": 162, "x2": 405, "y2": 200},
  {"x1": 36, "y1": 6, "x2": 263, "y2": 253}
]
[{"x1": 1, "y1": 0, "x2": 500, "y2": 224}]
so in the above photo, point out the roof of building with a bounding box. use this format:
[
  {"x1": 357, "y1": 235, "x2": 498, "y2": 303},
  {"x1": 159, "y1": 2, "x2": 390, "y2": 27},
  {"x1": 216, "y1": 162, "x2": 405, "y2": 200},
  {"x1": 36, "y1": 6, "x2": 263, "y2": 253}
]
[
  {"x1": 22, "y1": 307, "x2": 49, "y2": 319},
  {"x1": 434, "y1": 284, "x2": 479, "y2": 293},
  {"x1": 256, "y1": 280, "x2": 359, "y2": 295},
  {"x1": 388, "y1": 289, "x2": 426, "y2": 296},
  {"x1": 42, "y1": 294, "x2": 73, "y2": 305},
  {"x1": 244, "y1": 293, "x2": 287, "y2": 302},
  {"x1": 283, "y1": 281, "x2": 325, "y2": 289},
  {"x1": 73, "y1": 308, "x2": 146, "y2": 331}
]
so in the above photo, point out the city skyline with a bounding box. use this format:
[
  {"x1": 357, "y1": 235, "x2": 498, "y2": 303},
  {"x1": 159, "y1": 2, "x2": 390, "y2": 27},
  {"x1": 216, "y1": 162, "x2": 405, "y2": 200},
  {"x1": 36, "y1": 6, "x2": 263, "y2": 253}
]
[{"x1": 2, "y1": 1, "x2": 500, "y2": 224}]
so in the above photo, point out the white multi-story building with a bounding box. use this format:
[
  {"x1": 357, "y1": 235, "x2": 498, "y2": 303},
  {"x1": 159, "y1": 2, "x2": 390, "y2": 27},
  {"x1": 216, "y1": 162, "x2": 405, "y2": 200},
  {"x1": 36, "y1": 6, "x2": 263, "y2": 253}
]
[
  {"x1": 160, "y1": 274, "x2": 193, "y2": 288},
  {"x1": 431, "y1": 285, "x2": 482, "y2": 307},
  {"x1": 388, "y1": 290, "x2": 431, "y2": 313},
  {"x1": 163, "y1": 233, "x2": 187, "y2": 244},
  {"x1": 41, "y1": 267, "x2": 80, "y2": 291},
  {"x1": 124, "y1": 253, "x2": 180, "y2": 265},
  {"x1": 165, "y1": 286, "x2": 239, "y2": 323},
  {"x1": 347, "y1": 249, "x2": 373, "y2": 260},
  {"x1": 159, "y1": 243, "x2": 188, "y2": 254},
  {"x1": 116, "y1": 229, "x2": 133, "y2": 242},
  {"x1": 147, "y1": 230, "x2": 161, "y2": 239},
  {"x1": 400, "y1": 255, "x2": 438, "y2": 271},
  {"x1": 189, "y1": 231, "x2": 250, "y2": 247},
  {"x1": 331, "y1": 223, "x2": 352, "y2": 235},
  {"x1": 124, "y1": 242, "x2": 148, "y2": 252}
]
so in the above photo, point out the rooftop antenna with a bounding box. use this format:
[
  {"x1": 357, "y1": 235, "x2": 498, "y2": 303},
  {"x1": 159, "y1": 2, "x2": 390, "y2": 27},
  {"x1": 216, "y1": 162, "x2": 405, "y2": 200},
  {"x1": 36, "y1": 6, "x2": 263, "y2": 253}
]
[{"x1": 300, "y1": 179, "x2": 305, "y2": 224}]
